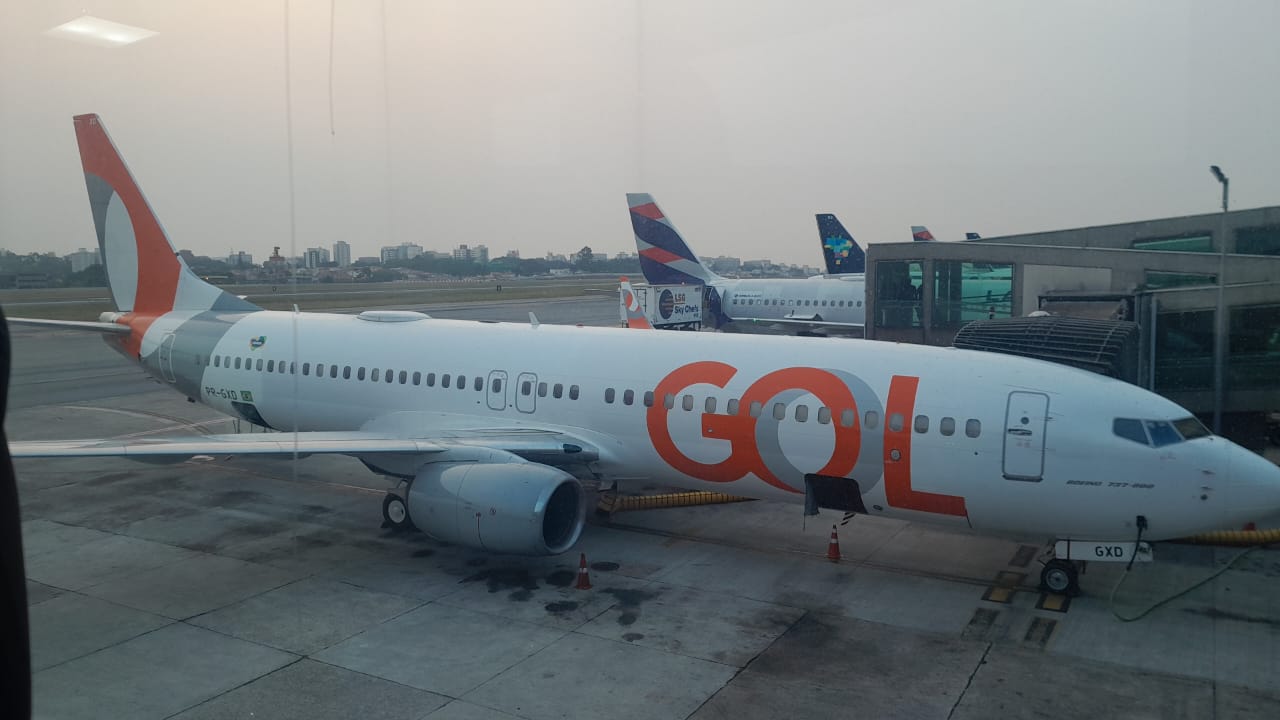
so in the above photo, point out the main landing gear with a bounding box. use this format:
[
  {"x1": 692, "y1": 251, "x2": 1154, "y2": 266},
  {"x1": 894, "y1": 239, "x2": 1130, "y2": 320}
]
[
  {"x1": 382, "y1": 490, "x2": 414, "y2": 531},
  {"x1": 1039, "y1": 557, "x2": 1081, "y2": 596}
]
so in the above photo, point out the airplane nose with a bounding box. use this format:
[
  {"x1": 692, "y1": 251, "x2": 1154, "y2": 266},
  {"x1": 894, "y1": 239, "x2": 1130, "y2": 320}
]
[{"x1": 1226, "y1": 443, "x2": 1280, "y2": 527}]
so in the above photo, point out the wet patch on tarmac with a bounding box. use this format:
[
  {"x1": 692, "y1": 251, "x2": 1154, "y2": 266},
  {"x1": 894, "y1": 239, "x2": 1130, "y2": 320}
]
[
  {"x1": 623, "y1": 633, "x2": 645, "y2": 642},
  {"x1": 545, "y1": 600, "x2": 579, "y2": 613},
  {"x1": 462, "y1": 567, "x2": 540, "y2": 601},
  {"x1": 601, "y1": 587, "x2": 662, "y2": 627},
  {"x1": 545, "y1": 570, "x2": 576, "y2": 588},
  {"x1": 591, "y1": 561, "x2": 620, "y2": 572}
]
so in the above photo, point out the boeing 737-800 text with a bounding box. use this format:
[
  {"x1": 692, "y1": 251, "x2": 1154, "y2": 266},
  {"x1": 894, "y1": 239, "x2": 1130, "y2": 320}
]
[{"x1": 9, "y1": 115, "x2": 1280, "y2": 596}]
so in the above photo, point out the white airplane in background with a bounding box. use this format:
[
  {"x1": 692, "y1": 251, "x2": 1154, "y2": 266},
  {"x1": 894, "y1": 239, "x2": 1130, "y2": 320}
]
[
  {"x1": 629, "y1": 194, "x2": 867, "y2": 336},
  {"x1": 9, "y1": 115, "x2": 1280, "y2": 596}
]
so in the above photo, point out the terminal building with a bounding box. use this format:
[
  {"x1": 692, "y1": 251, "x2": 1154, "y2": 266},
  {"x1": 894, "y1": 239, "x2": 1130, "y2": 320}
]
[{"x1": 864, "y1": 205, "x2": 1280, "y2": 427}]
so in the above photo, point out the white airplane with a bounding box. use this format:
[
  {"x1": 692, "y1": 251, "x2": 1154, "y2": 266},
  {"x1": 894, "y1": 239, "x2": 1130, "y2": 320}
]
[
  {"x1": 10, "y1": 115, "x2": 1280, "y2": 596},
  {"x1": 628, "y1": 194, "x2": 867, "y2": 336}
]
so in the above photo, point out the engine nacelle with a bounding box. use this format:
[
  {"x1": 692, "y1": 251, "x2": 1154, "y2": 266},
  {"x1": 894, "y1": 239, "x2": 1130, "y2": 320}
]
[{"x1": 406, "y1": 456, "x2": 586, "y2": 555}]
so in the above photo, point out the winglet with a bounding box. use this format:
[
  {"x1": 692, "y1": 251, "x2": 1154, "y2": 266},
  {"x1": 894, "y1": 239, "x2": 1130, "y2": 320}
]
[
  {"x1": 619, "y1": 277, "x2": 653, "y2": 330},
  {"x1": 529, "y1": 312, "x2": 540, "y2": 328},
  {"x1": 911, "y1": 225, "x2": 936, "y2": 242},
  {"x1": 815, "y1": 213, "x2": 866, "y2": 274}
]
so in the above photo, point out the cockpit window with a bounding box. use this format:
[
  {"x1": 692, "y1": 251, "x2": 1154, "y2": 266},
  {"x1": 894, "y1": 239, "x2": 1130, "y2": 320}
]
[
  {"x1": 1173, "y1": 416, "x2": 1211, "y2": 440},
  {"x1": 1113, "y1": 418, "x2": 1149, "y2": 445},
  {"x1": 1144, "y1": 420, "x2": 1182, "y2": 447}
]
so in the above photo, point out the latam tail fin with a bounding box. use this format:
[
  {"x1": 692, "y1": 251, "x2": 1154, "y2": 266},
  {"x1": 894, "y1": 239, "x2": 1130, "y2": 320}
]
[
  {"x1": 815, "y1": 214, "x2": 866, "y2": 275},
  {"x1": 618, "y1": 277, "x2": 653, "y2": 329},
  {"x1": 74, "y1": 114, "x2": 258, "y2": 317},
  {"x1": 911, "y1": 225, "x2": 935, "y2": 242},
  {"x1": 627, "y1": 193, "x2": 719, "y2": 286}
]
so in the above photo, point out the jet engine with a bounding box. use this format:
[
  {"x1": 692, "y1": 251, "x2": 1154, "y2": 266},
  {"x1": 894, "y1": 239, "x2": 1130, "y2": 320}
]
[{"x1": 405, "y1": 456, "x2": 587, "y2": 556}]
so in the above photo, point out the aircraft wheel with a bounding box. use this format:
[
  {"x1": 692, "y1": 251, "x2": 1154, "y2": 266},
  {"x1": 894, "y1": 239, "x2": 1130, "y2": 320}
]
[
  {"x1": 1040, "y1": 558, "x2": 1079, "y2": 596},
  {"x1": 381, "y1": 493, "x2": 413, "y2": 531}
]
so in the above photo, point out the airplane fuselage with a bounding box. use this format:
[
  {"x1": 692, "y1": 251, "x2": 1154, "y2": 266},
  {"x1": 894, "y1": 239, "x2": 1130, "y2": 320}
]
[
  {"x1": 710, "y1": 275, "x2": 866, "y2": 331},
  {"x1": 126, "y1": 307, "x2": 1269, "y2": 543}
]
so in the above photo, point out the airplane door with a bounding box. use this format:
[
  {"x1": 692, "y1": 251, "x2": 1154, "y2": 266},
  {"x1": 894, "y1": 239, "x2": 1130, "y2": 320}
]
[
  {"x1": 515, "y1": 372, "x2": 537, "y2": 413},
  {"x1": 1003, "y1": 391, "x2": 1049, "y2": 480},
  {"x1": 487, "y1": 371, "x2": 508, "y2": 411},
  {"x1": 158, "y1": 333, "x2": 177, "y2": 383}
]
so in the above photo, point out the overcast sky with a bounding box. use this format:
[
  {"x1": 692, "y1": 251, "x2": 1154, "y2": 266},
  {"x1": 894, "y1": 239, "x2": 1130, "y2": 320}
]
[{"x1": 2, "y1": 0, "x2": 1278, "y2": 265}]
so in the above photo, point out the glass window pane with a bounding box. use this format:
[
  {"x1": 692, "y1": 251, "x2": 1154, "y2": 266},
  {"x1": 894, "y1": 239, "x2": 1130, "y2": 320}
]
[
  {"x1": 933, "y1": 260, "x2": 1012, "y2": 327},
  {"x1": 965, "y1": 419, "x2": 981, "y2": 438},
  {"x1": 623, "y1": 389, "x2": 634, "y2": 405},
  {"x1": 817, "y1": 407, "x2": 831, "y2": 424},
  {"x1": 773, "y1": 402, "x2": 786, "y2": 420},
  {"x1": 1132, "y1": 235, "x2": 1213, "y2": 252},
  {"x1": 889, "y1": 413, "x2": 904, "y2": 432},
  {"x1": 372, "y1": 368, "x2": 380, "y2": 381},
  {"x1": 682, "y1": 394, "x2": 694, "y2": 411},
  {"x1": 1155, "y1": 309, "x2": 1213, "y2": 391},
  {"x1": 643, "y1": 390, "x2": 654, "y2": 407},
  {"x1": 841, "y1": 409, "x2": 855, "y2": 427},
  {"x1": 750, "y1": 401, "x2": 762, "y2": 418},
  {"x1": 914, "y1": 415, "x2": 929, "y2": 433},
  {"x1": 1145, "y1": 420, "x2": 1182, "y2": 447},
  {"x1": 569, "y1": 385, "x2": 579, "y2": 400},
  {"x1": 864, "y1": 410, "x2": 879, "y2": 429},
  {"x1": 795, "y1": 405, "x2": 808, "y2": 422},
  {"x1": 411, "y1": 371, "x2": 419, "y2": 385},
  {"x1": 727, "y1": 398, "x2": 739, "y2": 415},
  {"x1": 605, "y1": 388, "x2": 615, "y2": 404},
  {"x1": 1236, "y1": 225, "x2": 1280, "y2": 255},
  {"x1": 1113, "y1": 418, "x2": 1149, "y2": 444},
  {"x1": 538, "y1": 382, "x2": 547, "y2": 397},
  {"x1": 554, "y1": 383, "x2": 563, "y2": 399},
  {"x1": 1173, "y1": 416, "x2": 1211, "y2": 440},
  {"x1": 940, "y1": 417, "x2": 956, "y2": 436},
  {"x1": 1229, "y1": 304, "x2": 1280, "y2": 390},
  {"x1": 875, "y1": 260, "x2": 924, "y2": 329},
  {"x1": 704, "y1": 397, "x2": 716, "y2": 413}
]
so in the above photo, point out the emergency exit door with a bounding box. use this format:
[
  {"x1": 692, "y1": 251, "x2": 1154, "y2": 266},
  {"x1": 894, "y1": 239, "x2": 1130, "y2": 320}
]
[{"x1": 1003, "y1": 391, "x2": 1049, "y2": 481}]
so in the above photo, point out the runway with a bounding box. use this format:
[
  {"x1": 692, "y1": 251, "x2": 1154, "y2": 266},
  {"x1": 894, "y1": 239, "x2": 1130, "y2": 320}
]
[{"x1": 8, "y1": 295, "x2": 1280, "y2": 719}]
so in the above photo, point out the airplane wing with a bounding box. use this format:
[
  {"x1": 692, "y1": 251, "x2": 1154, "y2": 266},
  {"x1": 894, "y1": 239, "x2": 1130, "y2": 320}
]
[
  {"x1": 8, "y1": 428, "x2": 599, "y2": 465},
  {"x1": 6, "y1": 317, "x2": 130, "y2": 334}
]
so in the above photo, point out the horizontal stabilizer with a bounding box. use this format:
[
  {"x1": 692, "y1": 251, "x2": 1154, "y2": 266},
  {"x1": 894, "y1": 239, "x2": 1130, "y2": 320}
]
[{"x1": 5, "y1": 317, "x2": 130, "y2": 334}]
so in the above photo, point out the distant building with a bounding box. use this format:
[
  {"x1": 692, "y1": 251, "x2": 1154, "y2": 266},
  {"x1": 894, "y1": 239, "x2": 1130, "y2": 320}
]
[
  {"x1": 355, "y1": 256, "x2": 381, "y2": 266},
  {"x1": 304, "y1": 247, "x2": 331, "y2": 269},
  {"x1": 66, "y1": 247, "x2": 102, "y2": 273},
  {"x1": 591, "y1": 252, "x2": 609, "y2": 262},
  {"x1": 380, "y1": 243, "x2": 423, "y2": 263},
  {"x1": 709, "y1": 255, "x2": 741, "y2": 272},
  {"x1": 453, "y1": 244, "x2": 490, "y2": 264},
  {"x1": 226, "y1": 250, "x2": 254, "y2": 267},
  {"x1": 332, "y1": 240, "x2": 351, "y2": 267},
  {"x1": 505, "y1": 249, "x2": 520, "y2": 258}
]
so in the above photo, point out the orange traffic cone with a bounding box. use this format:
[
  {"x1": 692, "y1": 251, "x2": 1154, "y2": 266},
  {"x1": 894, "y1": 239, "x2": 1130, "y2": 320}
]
[
  {"x1": 575, "y1": 552, "x2": 592, "y2": 590},
  {"x1": 827, "y1": 525, "x2": 841, "y2": 563}
]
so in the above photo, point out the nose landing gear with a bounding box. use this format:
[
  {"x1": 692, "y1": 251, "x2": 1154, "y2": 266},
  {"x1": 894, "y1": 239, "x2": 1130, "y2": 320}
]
[{"x1": 1040, "y1": 557, "x2": 1081, "y2": 596}]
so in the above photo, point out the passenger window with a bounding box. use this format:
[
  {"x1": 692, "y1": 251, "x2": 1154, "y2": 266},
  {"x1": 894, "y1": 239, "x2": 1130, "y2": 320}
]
[
  {"x1": 795, "y1": 405, "x2": 809, "y2": 422},
  {"x1": 214, "y1": 356, "x2": 221, "y2": 367},
  {"x1": 749, "y1": 401, "x2": 762, "y2": 418},
  {"x1": 841, "y1": 409, "x2": 855, "y2": 428},
  {"x1": 864, "y1": 410, "x2": 878, "y2": 429},
  {"x1": 457, "y1": 375, "x2": 466, "y2": 389},
  {"x1": 965, "y1": 419, "x2": 981, "y2": 438},
  {"x1": 682, "y1": 394, "x2": 694, "y2": 411},
  {"x1": 773, "y1": 402, "x2": 787, "y2": 420},
  {"x1": 888, "y1": 413, "x2": 904, "y2": 432},
  {"x1": 412, "y1": 371, "x2": 420, "y2": 385},
  {"x1": 387, "y1": 370, "x2": 395, "y2": 384},
  {"x1": 1113, "y1": 418, "x2": 1148, "y2": 445},
  {"x1": 256, "y1": 359, "x2": 263, "y2": 371},
  {"x1": 441, "y1": 373, "x2": 449, "y2": 387},
  {"x1": 344, "y1": 366, "x2": 352, "y2": 380},
  {"x1": 538, "y1": 382, "x2": 547, "y2": 397},
  {"x1": 316, "y1": 363, "x2": 324, "y2": 376},
  {"x1": 330, "y1": 365, "x2": 338, "y2": 379},
  {"x1": 358, "y1": 367, "x2": 367, "y2": 381},
  {"x1": 234, "y1": 357, "x2": 242, "y2": 369},
  {"x1": 940, "y1": 417, "x2": 955, "y2": 436},
  {"x1": 643, "y1": 391, "x2": 654, "y2": 407},
  {"x1": 817, "y1": 407, "x2": 831, "y2": 424},
  {"x1": 569, "y1": 385, "x2": 579, "y2": 400},
  {"x1": 914, "y1": 415, "x2": 929, "y2": 433},
  {"x1": 372, "y1": 368, "x2": 380, "y2": 381},
  {"x1": 491, "y1": 377, "x2": 501, "y2": 393},
  {"x1": 727, "y1": 398, "x2": 740, "y2": 415},
  {"x1": 554, "y1": 383, "x2": 564, "y2": 399},
  {"x1": 664, "y1": 393, "x2": 675, "y2": 409},
  {"x1": 473, "y1": 376, "x2": 482, "y2": 391},
  {"x1": 623, "y1": 389, "x2": 634, "y2": 405},
  {"x1": 289, "y1": 362, "x2": 296, "y2": 374},
  {"x1": 605, "y1": 388, "x2": 615, "y2": 404},
  {"x1": 705, "y1": 397, "x2": 717, "y2": 413},
  {"x1": 279, "y1": 362, "x2": 286, "y2": 374},
  {"x1": 303, "y1": 362, "x2": 311, "y2": 376},
  {"x1": 1145, "y1": 420, "x2": 1182, "y2": 447},
  {"x1": 522, "y1": 380, "x2": 532, "y2": 395},
  {"x1": 425, "y1": 372, "x2": 434, "y2": 386}
]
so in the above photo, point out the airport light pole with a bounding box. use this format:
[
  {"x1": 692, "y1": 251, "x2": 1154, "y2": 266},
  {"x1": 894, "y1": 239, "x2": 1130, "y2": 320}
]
[{"x1": 1211, "y1": 165, "x2": 1229, "y2": 434}]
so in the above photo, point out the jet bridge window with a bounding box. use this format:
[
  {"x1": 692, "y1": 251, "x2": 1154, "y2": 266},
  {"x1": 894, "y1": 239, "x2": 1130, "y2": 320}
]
[{"x1": 940, "y1": 417, "x2": 956, "y2": 436}]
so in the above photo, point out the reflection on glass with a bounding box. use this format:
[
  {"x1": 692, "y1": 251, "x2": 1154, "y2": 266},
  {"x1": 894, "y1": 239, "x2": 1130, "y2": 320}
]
[
  {"x1": 1154, "y1": 309, "x2": 1213, "y2": 390},
  {"x1": 1228, "y1": 304, "x2": 1280, "y2": 389},
  {"x1": 876, "y1": 260, "x2": 923, "y2": 328},
  {"x1": 932, "y1": 261, "x2": 1012, "y2": 326}
]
